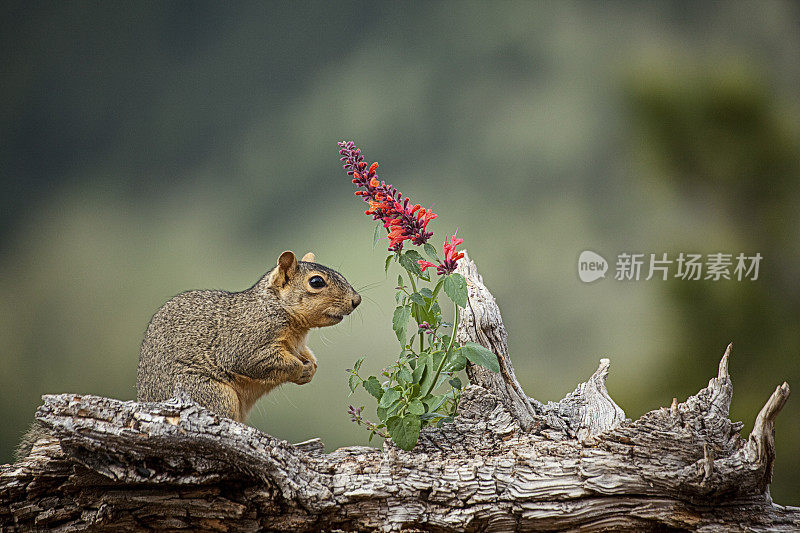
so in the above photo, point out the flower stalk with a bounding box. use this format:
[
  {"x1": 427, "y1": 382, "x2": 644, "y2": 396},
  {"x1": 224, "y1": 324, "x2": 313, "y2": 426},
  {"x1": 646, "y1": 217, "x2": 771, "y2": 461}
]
[
  {"x1": 339, "y1": 140, "x2": 499, "y2": 451},
  {"x1": 339, "y1": 141, "x2": 436, "y2": 251}
]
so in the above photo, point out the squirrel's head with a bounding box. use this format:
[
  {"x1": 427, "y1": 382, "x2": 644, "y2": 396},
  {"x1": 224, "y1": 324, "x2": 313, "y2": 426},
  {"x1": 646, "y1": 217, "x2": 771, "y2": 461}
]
[{"x1": 266, "y1": 250, "x2": 361, "y2": 328}]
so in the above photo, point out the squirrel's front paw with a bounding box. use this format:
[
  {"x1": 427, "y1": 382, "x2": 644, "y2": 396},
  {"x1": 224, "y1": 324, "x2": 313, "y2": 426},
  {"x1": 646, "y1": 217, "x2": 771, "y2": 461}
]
[{"x1": 293, "y1": 358, "x2": 317, "y2": 385}]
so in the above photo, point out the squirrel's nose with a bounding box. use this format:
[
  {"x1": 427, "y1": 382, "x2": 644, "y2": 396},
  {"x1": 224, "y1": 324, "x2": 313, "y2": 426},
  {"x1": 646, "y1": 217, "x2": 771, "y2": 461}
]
[{"x1": 352, "y1": 294, "x2": 362, "y2": 309}]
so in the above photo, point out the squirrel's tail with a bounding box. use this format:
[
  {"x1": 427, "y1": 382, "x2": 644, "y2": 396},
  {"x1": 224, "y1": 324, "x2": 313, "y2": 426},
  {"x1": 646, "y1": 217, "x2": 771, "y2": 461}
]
[{"x1": 15, "y1": 421, "x2": 53, "y2": 462}]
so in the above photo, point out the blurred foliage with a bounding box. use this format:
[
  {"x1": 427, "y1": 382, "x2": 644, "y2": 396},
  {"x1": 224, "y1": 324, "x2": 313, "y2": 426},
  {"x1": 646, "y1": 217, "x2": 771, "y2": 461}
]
[
  {"x1": 1, "y1": 1, "x2": 798, "y2": 504},
  {"x1": 625, "y1": 60, "x2": 800, "y2": 500}
]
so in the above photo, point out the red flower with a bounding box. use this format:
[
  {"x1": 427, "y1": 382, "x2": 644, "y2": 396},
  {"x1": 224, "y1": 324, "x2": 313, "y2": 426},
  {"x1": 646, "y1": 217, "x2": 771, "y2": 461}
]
[
  {"x1": 387, "y1": 225, "x2": 410, "y2": 247},
  {"x1": 416, "y1": 230, "x2": 464, "y2": 276},
  {"x1": 443, "y1": 230, "x2": 464, "y2": 264},
  {"x1": 339, "y1": 141, "x2": 436, "y2": 252},
  {"x1": 417, "y1": 260, "x2": 437, "y2": 273},
  {"x1": 418, "y1": 208, "x2": 437, "y2": 230}
]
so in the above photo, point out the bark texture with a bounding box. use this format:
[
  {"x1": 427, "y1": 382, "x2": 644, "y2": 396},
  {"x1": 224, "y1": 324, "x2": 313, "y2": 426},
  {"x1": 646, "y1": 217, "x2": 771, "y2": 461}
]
[{"x1": 1, "y1": 253, "x2": 797, "y2": 532}]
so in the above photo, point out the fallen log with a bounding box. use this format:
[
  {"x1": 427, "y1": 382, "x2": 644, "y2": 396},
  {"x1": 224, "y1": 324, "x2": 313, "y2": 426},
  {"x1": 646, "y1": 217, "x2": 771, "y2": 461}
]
[{"x1": 1, "y1": 253, "x2": 796, "y2": 531}]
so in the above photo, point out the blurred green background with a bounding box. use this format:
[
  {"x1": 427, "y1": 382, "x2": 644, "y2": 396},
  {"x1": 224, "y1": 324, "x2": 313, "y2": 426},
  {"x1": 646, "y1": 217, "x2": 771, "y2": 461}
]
[{"x1": 2, "y1": 1, "x2": 798, "y2": 503}]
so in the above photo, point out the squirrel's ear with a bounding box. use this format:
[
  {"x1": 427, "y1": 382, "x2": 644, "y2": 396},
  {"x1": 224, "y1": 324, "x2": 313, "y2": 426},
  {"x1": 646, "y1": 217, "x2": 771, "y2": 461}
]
[
  {"x1": 270, "y1": 251, "x2": 298, "y2": 287},
  {"x1": 301, "y1": 252, "x2": 316, "y2": 262}
]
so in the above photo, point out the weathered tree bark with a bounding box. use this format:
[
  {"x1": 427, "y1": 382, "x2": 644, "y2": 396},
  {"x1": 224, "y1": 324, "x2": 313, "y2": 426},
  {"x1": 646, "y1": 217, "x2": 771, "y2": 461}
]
[{"x1": 1, "y1": 253, "x2": 797, "y2": 531}]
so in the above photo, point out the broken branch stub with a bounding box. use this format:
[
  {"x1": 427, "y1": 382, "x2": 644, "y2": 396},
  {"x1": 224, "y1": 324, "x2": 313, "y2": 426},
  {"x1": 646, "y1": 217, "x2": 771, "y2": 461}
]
[
  {"x1": 455, "y1": 250, "x2": 626, "y2": 439},
  {"x1": 455, "y1": 250, "x2": 540, "y2": 430}
]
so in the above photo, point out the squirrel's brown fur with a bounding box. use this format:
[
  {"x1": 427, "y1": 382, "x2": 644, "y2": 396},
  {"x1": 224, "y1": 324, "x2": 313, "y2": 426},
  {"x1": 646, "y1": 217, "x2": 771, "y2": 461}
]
[{"x1": 137, "y1": 251, "x2": 360, "y2": 422}]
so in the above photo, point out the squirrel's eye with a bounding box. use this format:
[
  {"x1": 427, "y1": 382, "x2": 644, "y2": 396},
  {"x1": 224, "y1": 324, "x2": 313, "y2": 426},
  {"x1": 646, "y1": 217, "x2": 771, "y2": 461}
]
[{"x1": 309, "y1": 275, "x2": 326, "y2": 289}]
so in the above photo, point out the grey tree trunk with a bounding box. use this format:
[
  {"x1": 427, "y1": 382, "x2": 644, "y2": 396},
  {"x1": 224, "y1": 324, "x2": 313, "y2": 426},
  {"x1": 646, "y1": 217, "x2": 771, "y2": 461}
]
[{"x1": 1, "y1": 253, "x2": 797, "y2": 531}]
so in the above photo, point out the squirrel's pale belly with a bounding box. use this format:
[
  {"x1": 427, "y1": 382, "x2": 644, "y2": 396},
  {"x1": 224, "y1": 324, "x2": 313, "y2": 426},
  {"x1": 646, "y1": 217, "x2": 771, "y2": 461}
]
[{"x1": 230, "y1": 373, "x2": 275, "y2": 421}]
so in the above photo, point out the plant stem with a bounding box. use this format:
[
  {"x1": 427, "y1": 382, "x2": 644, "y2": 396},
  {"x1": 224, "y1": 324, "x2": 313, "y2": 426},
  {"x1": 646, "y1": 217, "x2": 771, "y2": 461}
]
[
  {"x1": 403, "y1": 271, "x2": 421, "y2": 352},
  {"x1": 426, "y1": 300, "x2": 459, "y2": 396},
  {"x1": 407, "y1": 271, "x2": 418, "y2": 294}
]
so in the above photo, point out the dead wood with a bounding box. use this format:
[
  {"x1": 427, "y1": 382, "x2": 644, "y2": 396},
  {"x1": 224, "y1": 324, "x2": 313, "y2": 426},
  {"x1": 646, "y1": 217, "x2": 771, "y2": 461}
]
[{"x1": 1, "y1": 252, "x2": 797, "y2": 532}]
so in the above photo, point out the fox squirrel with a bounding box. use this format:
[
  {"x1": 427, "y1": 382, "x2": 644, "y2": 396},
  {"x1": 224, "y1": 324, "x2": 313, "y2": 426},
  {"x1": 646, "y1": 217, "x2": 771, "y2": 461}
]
[
  {"x1": 137, "y1": 250, "x2": 361, "y2": 422},
  {"x1": 17, "y1": 250, "x2": 359, "y2": 459}
]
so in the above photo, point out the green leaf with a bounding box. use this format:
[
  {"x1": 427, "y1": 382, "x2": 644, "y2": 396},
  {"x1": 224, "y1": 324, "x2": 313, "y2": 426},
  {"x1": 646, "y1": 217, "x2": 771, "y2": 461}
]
[
  {"x1": 407, "y1": 399, "x2": 425, "y2": 415},
  {"x1": 385, "y1": 254, "x2": 393, "y2": 273},
  {"x1": 423, "y1": 393, "x2": 448, "y2": 413},
  {"x1": 430, "y1": 277, "x2": 445, "y2": 302},
  {"x1": 432, "y1": 349, "x2": 447, "y2": 370},
  {"x1": 363, "y1": 376, "x2": 383, "y2": 399},
  {"x1": 448, "y1": 376, "x2": 462, "y2": 389},
  {"x1": 373, "y1": 224, "x2": 383, "y2": 249},
  {"x1": 432, "y1": 373, "x2": 450, "y2": 391},
  {"x1": 436, "y1": 416, "x2": 454, "y2": 428},
  {"x1": 385, "y1": 398, "x2": 403, "y2": 416},
  {"x1": 460, "y1": 342, "x2": 501, "y2": 372},
  {"x1": 399, "y1": 250, "x2": 424, "y2": 277},
  {"x1": 397, "y1": 274, "x2": 404, "y2": 288},
  {"x1": 448, "y1": 352, "x2": 467, "y2": 372},
  {"x1": 353, "y1": 356, "x2": 365, "y2": 373},
  {"x1": 398, "y1": 367, "x2": 412, "y2": 385},
  {"x1": 411, "y1": 301, "x2": 434, "y2": 326},
  {"x1": 399, "y1": 350, "x2": 414, "y2": 365},
  {"x1": 412, "y1": 355, "x2": 428, "y2": 384},
  {"x1": 386, "y1": 414, "x2": 422, "y2": 451},
  {"x1": 409, "y1": 383, "x2": 421, "y2": 398},
  {"x1": 419, "y1": 288, "x2": 433, "y2": 299},
  {"x1": 348, "y1": 373, "x2": 360, "y2": 393},
  {"x1": 419, "y1": 354, "x2": 439, "y2": 395},
  {"x1": 443, "y1": 273, "x2": 468, "y2": 308},
  {"x1": 423, "y1": 243, "x2": 439, "y2": 261},
  {"x1": 408, "y1": 292, "x2": 425, "y2": 307},
  {"x1": 392, "y1": 306, "x2": 411, "y2": 344},
  {"x1": 379, "y1": 387, "x2": 401, "y2": 409}
]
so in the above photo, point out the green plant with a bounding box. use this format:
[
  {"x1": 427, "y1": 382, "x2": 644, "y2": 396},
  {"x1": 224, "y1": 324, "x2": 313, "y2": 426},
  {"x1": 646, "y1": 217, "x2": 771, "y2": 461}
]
[{"x1": 339, "y1": 141, "x2": 500, "y2": 451}]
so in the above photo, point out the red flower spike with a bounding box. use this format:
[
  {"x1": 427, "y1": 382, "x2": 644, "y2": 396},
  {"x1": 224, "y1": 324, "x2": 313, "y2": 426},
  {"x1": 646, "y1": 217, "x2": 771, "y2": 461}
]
[
  {"x1": 418, "y1": 260, "x2": 437, "y2": 272},
  {"x1": 439, "y1": 230, "x2": 464, "y2": 272},
  {"x1": 339, "y1": 140, "x2": 437, "y2": 251},
  {"x1": 421, "y1": 211, "x2": 436, "y2": 230},
  {"x1": 416, "y1": 230, "x2": 464, "y2": 276}
]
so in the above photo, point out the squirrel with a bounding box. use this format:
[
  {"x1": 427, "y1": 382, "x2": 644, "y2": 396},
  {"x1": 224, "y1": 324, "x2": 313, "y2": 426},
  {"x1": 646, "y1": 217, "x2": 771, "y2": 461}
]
[
  {"x1": 137, "y1": 250, "x2": 361, "y2": 422},
  {"x1": 16, "y1": 250, "x2": 359, "y2": 459}
]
